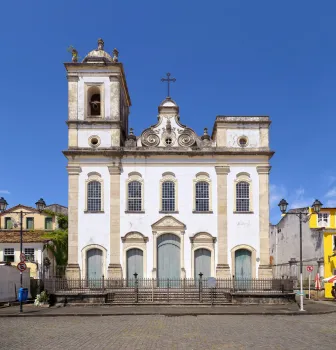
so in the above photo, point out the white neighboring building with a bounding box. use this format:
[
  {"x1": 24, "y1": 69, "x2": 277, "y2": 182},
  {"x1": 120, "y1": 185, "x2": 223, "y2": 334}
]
[{"x1": 64, "y1": 39, "x2": 273, "y2": 280}]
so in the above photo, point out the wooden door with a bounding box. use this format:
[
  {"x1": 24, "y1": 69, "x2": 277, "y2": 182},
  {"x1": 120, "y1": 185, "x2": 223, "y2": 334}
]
[
  {"x1": 87, "y1": 248, "x2": 103, "y2": 280},
  {"x1": 157, "y1": 234, "x2": 180, "y2": 282},
  {"x1": 127, "y1": 248, "x2": 143, "y2": 281},
  {"x1": 235, "y1": 249, "x2": 252, "y2": 289},
  {"x1": 194, "y1": 248, "x2": 211, "y2": 280}
]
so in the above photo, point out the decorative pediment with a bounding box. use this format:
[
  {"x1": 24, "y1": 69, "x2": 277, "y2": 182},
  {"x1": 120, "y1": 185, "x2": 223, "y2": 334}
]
[
  {"x1": 190, "y1": 232, "x2": 217, "y2": 243},
  {"x1": 121, "y1": 231, "x2": 148, "y2": 243},
  {"x1": 151, "y1": 215, "x2": 186, "y2": 231},
  {"x1": 139, "y1": 97, "x2": 199, "y2": 149}
]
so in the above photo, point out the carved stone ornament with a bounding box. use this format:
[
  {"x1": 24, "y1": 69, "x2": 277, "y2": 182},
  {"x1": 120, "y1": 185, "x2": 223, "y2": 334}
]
[
  {"x1": 178, "y1": 128, "x2": 196, "y2": 147},
  {"x1": 141, "y1": 128, "x2": 160, "y2": 147},
  {"x1": 125, "y1": 138, "x2": 136, "y2": 147}
]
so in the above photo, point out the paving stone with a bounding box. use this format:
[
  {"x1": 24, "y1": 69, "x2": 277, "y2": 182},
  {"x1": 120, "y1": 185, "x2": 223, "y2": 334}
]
[{"x1": 0, "y1": 313, "x2": 335, "y2": 349}]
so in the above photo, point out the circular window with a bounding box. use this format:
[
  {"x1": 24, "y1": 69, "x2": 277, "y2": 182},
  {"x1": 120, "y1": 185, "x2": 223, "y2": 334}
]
[
  {"x1": 238, "y1": 136, "x2": 248, "y2": 147},
  {"x1": 165, "y1": 137, "x2": 172, "y2": 145},
  {"x1": 89, "y1": 135, "x2": 101, "y2": 148}
]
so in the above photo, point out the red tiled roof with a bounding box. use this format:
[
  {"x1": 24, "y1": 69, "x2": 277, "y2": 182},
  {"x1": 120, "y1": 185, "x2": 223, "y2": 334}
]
[{"x1": 0, "y1": 230, "x2": 50, "y2": 243}]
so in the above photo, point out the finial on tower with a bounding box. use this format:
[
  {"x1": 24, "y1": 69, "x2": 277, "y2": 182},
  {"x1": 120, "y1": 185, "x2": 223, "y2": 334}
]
[
  {"x1": 98, "y1": 38, "x2": 104, "y2": 50},
  {"x1": 201, "y1": 128, "x2": 210, "y2": 141},
  {"x1": 113, "y1": 48, "x2": 119, "y2": 62}
]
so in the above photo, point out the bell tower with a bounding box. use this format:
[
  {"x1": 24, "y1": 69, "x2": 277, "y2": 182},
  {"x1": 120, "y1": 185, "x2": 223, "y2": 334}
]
[
  {"x1": 64, "y1": 39, "x2": 131, "y2": 279},
  {"x1": 65, "y1": 38, "x2": 131, "y2": 150}
]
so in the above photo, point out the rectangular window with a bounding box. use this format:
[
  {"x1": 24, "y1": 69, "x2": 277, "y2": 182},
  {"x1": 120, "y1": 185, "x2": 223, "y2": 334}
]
[
  {"x1": 24, "y1": 248, "x2": 35, "y2": 261},
  {"x1": 45, "y1": 217, "x2": 53, "y2": 230},
  {"x1": 236, "y1": 182, "x2": 250, "y2": 212},
  {"x1": 4, "y1": 248, "x2": 14, "y2": 262},
  {"x1": 87, "y1": 181, "x2": 102, "y2": 212},
  {"x1": 195, "y1": 181, "x2": 209, "y2": 212},
  {"x1": 162, "y1": 181, "x2": 175, "y2": 212},
  {"x1": 128, "y1": 181, "x2": 142, "y2": 212},
  {"x1": 333, "y1": 235, "x2": 336, "y2": 251},
  {"x1": 318, "y1": 213, "x2": 329, "y2": 227},
  {"x1": 26, "y1": 217, "x2": 34, "y2": 230},
  {"x1": 5, "y1": 217, "x2": 13, "y2": 229}
]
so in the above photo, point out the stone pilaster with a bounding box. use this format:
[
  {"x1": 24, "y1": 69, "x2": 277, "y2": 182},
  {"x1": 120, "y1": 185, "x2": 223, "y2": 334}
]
[
  {"x1": 109, "y1": 77, "x2": 120, "y2": 121},
  {"x1": 256, "y1": 165, "x2": 273, "y2": 278},
  {"x1": 215, "y1": 166, "x2": 231, "y2": 278},
  {"x1": 107, "y1": 164, "x2": 122, "y2": 278},
  {"x1": 67, "y1": 75, "x2": 78, "y2": 120},
  {"x1": 66, "y1": 165, "x2": 81, "y2": 279}
]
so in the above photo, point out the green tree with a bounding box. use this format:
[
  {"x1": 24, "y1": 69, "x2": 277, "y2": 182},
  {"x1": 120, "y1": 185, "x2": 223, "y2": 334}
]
[{"x1": 42, "y1": 213, "x2": 68, "y2": 276}]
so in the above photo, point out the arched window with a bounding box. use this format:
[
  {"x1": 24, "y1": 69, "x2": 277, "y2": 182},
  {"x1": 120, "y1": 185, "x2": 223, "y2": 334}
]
[
  {"x1": 90, "y1": 94, "x2": 101, "y2": 116},
  {"x1": 162, "y1": 181, "x2": 175, "y2": 212},
  {"x1": 195, "y1": 181, "x2": 209, "y2": 212},
  {"x1": 128, "y1": 181, "x2": 142, "y2": 212},
  {"x1": 87, "y1": 181, "x2": 101, "y2": 212},
  {"x1": 236, "y1": 181, "x2": 250, "y2": 212}
]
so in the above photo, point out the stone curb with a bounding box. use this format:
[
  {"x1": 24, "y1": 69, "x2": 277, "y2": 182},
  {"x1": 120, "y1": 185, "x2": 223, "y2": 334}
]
[{"x1": 1, "y1": 310, "x2": 336, "y2": 317}]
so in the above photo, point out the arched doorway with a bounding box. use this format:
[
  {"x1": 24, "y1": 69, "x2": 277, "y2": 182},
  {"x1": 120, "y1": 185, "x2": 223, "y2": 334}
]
[
  {"x1": 194, "y1": 248, "x2": 211, "y2": 280},
  {"x1": 87, "y1": 248, "x2": 103, "y2": 280},
  {"x1": 157, "y1": 233, "x2": 180, "y2": 281},
  {"x1": 127, "y1": 248, "x2": 143, "y2": 280},
  {"x1": 235, "y1": 249, "x2": 252, "y2": 279}
]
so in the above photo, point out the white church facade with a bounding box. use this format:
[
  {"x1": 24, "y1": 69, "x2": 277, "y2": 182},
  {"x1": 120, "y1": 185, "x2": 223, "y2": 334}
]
[{"x1": 64, "y1": 39, "x2": 273, "y2": 281}]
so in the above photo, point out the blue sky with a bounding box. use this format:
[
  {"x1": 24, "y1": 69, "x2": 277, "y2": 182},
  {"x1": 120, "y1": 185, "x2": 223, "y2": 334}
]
[{"x1": 0, "y1": 0, "x2": 335, "y2": 224}]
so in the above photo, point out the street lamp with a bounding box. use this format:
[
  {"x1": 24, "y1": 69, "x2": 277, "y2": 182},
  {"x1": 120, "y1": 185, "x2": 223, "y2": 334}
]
[
  {"x1": 278, "y1": 198, "x2": 322, "y2": 311},
  {"x1": 0, "y1": 197, "x2": 46, "y2": 313}
]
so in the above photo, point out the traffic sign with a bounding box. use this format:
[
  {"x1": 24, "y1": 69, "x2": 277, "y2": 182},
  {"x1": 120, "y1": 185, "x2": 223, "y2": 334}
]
[
  {"x1": 19, "y1": 253, "x2": 26, "y2": 262},
  {"x1": 17, "y1": 262, "x2": 27, "y2": 272},
  {"x1": 307, "y1": 266, "x2": 313, "y2": 272}
]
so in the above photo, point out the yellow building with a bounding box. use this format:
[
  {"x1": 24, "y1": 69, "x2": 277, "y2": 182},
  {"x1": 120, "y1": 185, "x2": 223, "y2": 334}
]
[
  {"x1": 309, "y1": 207, "x2": 336, "y2": 298},
  {"x1": 0, "y1": 204, "x2": 67, "y2": 278}
]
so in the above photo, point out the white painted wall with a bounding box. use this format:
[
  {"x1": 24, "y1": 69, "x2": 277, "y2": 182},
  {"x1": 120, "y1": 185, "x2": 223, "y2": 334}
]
[
  {"x1": 78, "y1": 165, "x2": 111, "y2": 277},
  {"x1": 227, "y1": 166, "x2": 260, "y2": 275},
  {"x1": 77, "y1": 158, "x2": 262, "y2": 278},
  {"x1": 227, "y1": 129, "x2": 260, "y2": 148},
  {"x1": 120, "y1": 160, "x2": 218, "y2": 278},
  {"x1": 78, "y1": 129, "x2": 111, "y2": 148}
]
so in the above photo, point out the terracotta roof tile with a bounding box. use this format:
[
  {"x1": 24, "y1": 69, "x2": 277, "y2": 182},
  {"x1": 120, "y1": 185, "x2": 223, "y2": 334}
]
[{"x1": 0, "y1": 230, "x2": 50, "y2": 243}]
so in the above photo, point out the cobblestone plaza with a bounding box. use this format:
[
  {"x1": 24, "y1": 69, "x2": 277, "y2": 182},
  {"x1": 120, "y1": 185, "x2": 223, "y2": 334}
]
[{"x1": 1, "y1": 314, "x2": 335, "y2": 349}]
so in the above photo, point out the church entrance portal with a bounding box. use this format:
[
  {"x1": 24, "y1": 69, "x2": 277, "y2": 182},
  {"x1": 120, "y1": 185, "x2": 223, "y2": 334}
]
[
  {"x1": 127, "y1": 248, "x2": 143, "y2": 280},
  {"x1": 235, "y1": 249, "x2": 252, "y2": 279},
  {"x1": 86, "y1": 248, "x2": 103, "y2": 280},
  {"x1": 157, "y1": 233, "x2": 180, "y2": 282},
  {"x1": 194, "y1": 248, "x2": 211, "y2": 280}
]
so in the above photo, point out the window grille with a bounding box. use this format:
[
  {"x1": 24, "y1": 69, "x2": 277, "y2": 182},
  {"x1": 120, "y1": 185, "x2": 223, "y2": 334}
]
[
  {"x1": 195, "y1": 181, "x2": 209, "y2": 211},
  {"x1": 4, "y1": 248, "x2": 14, "y2": 262},
  {"x1": 162, "y1": 181, "x2": 175, "y2": 212},
  {"x1": 236, "y1": 181, "x2": 250, "y2": 212},
  {"x1": 87, "y1": 181, "x2": 101, "y2": 212},
  {"x1": 24, "y1": 248, "x2": 35, "y2": 261},
  {"x1": 318, "y1": 213, "x2": 329, "y2": 227},
  {"x1": 128, "y1": 181, "x2": 142, "y2": 211}
]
